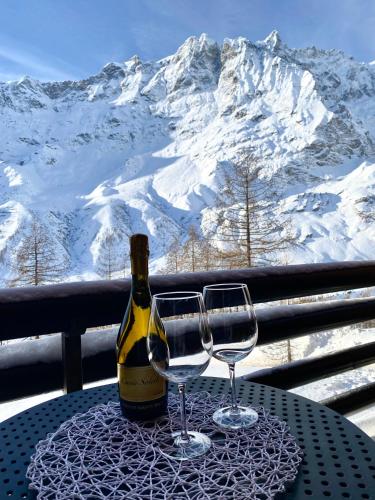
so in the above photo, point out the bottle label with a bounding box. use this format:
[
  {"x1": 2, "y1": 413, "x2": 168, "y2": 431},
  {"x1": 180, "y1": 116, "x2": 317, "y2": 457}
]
[{"x1": 118, "y1": 364, "x2": 166, "y2": 402}]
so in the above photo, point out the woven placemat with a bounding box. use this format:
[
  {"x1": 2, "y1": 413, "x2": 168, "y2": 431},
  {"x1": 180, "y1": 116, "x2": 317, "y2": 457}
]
[{"x1": 27, "y1": 392, "x2": 302, "y2": 499}]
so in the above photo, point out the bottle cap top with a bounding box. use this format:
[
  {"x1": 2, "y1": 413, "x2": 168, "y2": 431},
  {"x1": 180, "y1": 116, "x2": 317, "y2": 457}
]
[{"x1": 130, "y1": 234, "x2": 149, "y2": 257}]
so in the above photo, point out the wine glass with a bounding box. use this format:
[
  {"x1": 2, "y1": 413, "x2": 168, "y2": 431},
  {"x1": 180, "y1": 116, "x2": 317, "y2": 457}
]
[
  {"x1": 203, "y1": 283, "x2": 258, "y2": 429},
  {"x1": 147, "y1": 291, "x2": 213, "y2": 461}
]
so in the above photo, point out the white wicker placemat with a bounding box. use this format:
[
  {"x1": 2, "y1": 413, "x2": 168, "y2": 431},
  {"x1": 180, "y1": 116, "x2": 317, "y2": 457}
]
[{"x1": 27, "y1": 392, "x2": 302, "y2": 499}]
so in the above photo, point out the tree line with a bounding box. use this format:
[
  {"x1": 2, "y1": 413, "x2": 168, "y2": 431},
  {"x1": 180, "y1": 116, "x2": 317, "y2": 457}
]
[
  {"x1": 7, "y1": 221, "x2": 128, "y2": 287},
  {"x1": 8, "y1": 153, "x2": 296, "y2": 284}
]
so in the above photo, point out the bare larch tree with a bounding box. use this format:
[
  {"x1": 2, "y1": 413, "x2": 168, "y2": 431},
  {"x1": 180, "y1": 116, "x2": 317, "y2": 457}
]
[
  {"x1": 161, "y1": 227, "x2": 223, "y2": 274},
  {"x1": 9, "y1": 219, "x2": 68, "y2": 287},
  {"x1": 182, "y1": 225, "x2": 201, "y2": 273},
  {"x1": 160, "y1": 234, "x2": 185, "y2": 274},
  {"x1": 214, "y1": 153, "x2": 295, "y2": 268},
  {"x1": 96, "y1": 230, "x2": 126, "y2": 280}
]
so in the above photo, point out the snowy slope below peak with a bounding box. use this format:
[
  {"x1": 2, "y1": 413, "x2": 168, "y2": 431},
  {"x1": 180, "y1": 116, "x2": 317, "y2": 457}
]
[
  {"x1": 0, "y1": 32, "x2": 375, "y2": 282},
  {"x1": 283, "y1": 160, "x2": 375, "y2": 262}
]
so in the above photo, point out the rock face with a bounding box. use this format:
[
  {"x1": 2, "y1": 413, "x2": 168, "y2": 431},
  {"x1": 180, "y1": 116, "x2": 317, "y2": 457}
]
[{"x1": 0, "y1": 32, "x2": 375, "y2": 281}]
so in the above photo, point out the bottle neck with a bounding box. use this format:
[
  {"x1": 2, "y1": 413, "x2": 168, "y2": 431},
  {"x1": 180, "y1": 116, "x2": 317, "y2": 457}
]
[
  {"x1": 131, "y1": 274, "x2": 149, "y2": 290},
  {"x1": 131, "y1": 253, "x2": 148, "y2": 279},
  {"x1": 130, "y1": 253, "x2": 149, "y2": 295}
]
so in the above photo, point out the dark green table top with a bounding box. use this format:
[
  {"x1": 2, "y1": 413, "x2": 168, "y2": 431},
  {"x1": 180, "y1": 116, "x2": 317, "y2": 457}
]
[{"x1": 0, "y1": 377, "x2": 374, "y2": 499}]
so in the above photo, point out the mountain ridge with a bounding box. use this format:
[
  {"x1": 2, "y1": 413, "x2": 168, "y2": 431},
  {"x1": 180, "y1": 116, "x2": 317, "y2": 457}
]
[{"x1": 0, "y1": 32, "x2": 374, "y2": 282}]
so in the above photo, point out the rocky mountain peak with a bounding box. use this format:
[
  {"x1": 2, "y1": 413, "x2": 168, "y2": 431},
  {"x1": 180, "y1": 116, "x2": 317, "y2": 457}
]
[
  {"x1": 15, "y1": 75, "x2": 38, "y2": 88},
  {"x1": 100, "y1": 62, "x2": 126, "y2": 79},
  {"x1": 124, "y1": 55, "x2": 142, "y2": 72},
  {"x1": 262, "y1": 30, "x2": 283, "y2": 51},
  {"x1": 0, "y1": 34, "x2": 374, "y2": 281},
  {"x1": 160, "y1": 33, "x2": 221, "y2": 95}
]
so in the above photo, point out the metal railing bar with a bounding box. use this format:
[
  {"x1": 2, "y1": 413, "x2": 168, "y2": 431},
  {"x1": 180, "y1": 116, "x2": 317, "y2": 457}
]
[
  {"x1": 322, "y1": 382, "x2": 375, "y2": 415},
  {"x1": 1, "y1": 261, "x2": 375, "y2": 341},
  {"x1": 61, "y1": 324, "x2": 86, "y2": 393},
  {"x1": 242, "y1": 341, "x2": 375, "y2": 389},
  {"x1": 2, "y1": 297, "x2": 375, "y2": 402},
  {"x1": 255, "y1": 297, "x2": 375, "y2": 345}
]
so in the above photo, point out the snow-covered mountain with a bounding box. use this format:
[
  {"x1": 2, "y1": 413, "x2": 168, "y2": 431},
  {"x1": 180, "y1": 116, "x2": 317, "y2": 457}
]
[{"x1": 1, "y1": 32, "x2": 375, "y2": 282}]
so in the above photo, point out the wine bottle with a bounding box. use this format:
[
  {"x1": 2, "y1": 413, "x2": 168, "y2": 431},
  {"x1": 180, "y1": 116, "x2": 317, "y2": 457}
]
[{"x1": 116, "y1": 234, "x2": 167, "y2": 420}]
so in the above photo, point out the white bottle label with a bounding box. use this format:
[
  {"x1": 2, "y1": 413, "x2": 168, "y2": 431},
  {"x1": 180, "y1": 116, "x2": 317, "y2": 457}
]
[{"x1": 118, "y1": 364, "x2": 166, "y2": 402}]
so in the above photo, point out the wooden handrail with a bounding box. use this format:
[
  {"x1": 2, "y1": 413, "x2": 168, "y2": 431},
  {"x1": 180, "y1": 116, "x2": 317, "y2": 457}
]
[
  {"x1": 2, "y1": 297, "x2": 375, "y2": 403},
  {"x1": 1, "y1": 261, "x2": 375, "y2": 409},
  {"x1": 1, "y1": 261, "x2": 375, "y2": 341}
]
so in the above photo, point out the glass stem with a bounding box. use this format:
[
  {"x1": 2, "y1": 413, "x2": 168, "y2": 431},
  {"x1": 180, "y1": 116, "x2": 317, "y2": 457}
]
[
  {"x1": 228, "y1": 362, "x2": 238, "y2": 410},
  {"x1": 178, "y1": 383, "x2": 190, "y2": 443}
]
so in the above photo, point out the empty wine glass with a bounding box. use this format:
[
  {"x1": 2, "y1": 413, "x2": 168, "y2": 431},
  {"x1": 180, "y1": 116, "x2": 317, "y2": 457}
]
[
  {"x1": 147, "y1": 291, "x2": 213, "y2": 460},
  {"x1": 203, "y1": 283, "x2": 258, "y2": 429}
]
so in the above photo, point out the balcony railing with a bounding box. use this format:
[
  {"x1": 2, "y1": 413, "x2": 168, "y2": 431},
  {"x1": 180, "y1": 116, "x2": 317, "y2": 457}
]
[{"x1": 1, "y1": 261, "x2": 375, "y2": 415}]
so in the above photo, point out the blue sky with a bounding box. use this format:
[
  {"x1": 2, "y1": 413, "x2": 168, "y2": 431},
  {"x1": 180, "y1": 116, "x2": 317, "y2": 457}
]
[{"x1": 1, "y1": 0, "x2": 375, "y2": 81}]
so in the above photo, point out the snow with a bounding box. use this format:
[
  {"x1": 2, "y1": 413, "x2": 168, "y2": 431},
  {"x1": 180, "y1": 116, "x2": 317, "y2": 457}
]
[
  {"x1": 0, "y1": 335, "x2": 61, "y2": 369},
  {"x1": 0, "y1": 32, "x2": 374, "y2": 433},
  {"x1": 1, "y1": 324, "x2": 374, "y2": 438},
  {"x1": 1, "y1": 355, "x2": 373, "y2": 437},
  {"x1": 1, "y1": 32, "x2": 375, "y2": 281},
  {"x1": 0, "y1": 355, "x2": 260, "y2": 424}
]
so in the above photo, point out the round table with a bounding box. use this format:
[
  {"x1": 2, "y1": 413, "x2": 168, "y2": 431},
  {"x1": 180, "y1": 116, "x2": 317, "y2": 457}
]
[{"x1": 0, "y1": 377, "x2": 374, "y2": 499}]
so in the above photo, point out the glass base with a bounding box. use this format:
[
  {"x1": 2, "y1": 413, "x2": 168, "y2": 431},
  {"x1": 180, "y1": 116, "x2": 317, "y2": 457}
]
[
  {"x1": 160, "y1": 431, "x2": 211, "y2": 461},
  {"x1": 213, "y1": 405, "x2": 258, "y2": 429}
]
